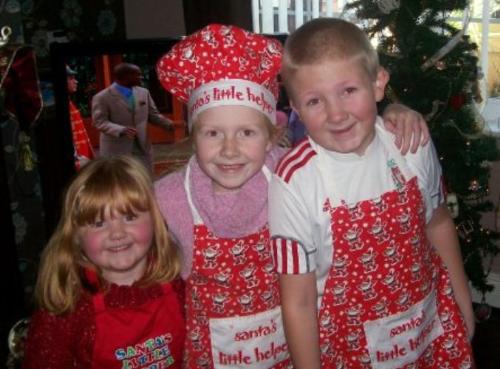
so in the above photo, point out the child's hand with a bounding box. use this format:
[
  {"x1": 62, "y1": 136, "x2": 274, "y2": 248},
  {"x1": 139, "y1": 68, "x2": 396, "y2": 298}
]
[
  {"x1": 382, "y1": 103, "x2": 430, "y2": 155},
  {"x1": 463, "y1": 308, "x2": 476, "y2": 341},
  {"x1": 273, "y1": 124, "x2": 291, "y2": 148},
  {"x1": 458, "y1": 301, "x2": 475, "y2": 341}
]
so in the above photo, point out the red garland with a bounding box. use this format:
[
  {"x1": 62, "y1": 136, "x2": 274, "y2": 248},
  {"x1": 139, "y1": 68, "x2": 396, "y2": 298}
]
[{"x1": 449, "y1": 93, "x2": 466, "y2": 110}]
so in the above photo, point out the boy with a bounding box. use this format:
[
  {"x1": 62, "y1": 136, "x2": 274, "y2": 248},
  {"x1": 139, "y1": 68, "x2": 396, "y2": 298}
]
[{"x1": 269, "y1": 18, "x2": 475, "y2": 369}]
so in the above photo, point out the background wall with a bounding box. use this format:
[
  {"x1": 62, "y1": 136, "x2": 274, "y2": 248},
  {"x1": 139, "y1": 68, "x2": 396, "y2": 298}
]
[
  {"x1": 124, "y1": 0, "x2": 185, "y2": 39},
  {"x1": 182, "y1": 0, "x2": 252, "y2": 33}
]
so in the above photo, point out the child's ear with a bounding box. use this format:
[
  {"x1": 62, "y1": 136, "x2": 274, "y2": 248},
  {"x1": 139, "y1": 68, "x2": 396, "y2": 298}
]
[
  {"x1": 374, "y1": 67, "x2": 389, "y2": 102},
  {"x1": 289, "y1": 101, "x2": 302, "y2": 121}
]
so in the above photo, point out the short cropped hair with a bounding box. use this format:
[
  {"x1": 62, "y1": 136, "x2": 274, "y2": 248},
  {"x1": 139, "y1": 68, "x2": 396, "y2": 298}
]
[
  {"x1": 113, "y1": 63, "x2": 141, "y2": 80},
  {"x1": 281, "y1": 18, "x2": 380, "y2": 89}
]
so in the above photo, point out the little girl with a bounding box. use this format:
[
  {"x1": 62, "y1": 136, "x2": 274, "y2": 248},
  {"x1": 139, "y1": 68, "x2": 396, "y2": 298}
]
[
  {"x1": 155, "y1": 24, "x2": 429, "y2": 369},
  {"x1": 22, "y1": 155, "x2": 185, "y2": 369}
]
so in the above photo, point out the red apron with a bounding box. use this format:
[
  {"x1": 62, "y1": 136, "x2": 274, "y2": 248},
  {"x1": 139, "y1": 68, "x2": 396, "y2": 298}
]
[
  {"x1": 318, "y1": 134, "x2": 474, "y2": 369},
  {"x1": 184, "y1": 162, "x2": 290, "y2": 369},
  {"x1": 91, "y1": 283, "x2": 185, "y2": 369}
]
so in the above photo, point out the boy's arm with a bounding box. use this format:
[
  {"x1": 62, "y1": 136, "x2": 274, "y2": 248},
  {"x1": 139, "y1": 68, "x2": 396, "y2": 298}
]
[
  {"x1": 280, "y1": 272, "x2": 321, "y2": 369},
  {"x1": 426, "y1": 204, "x2": 475, "y2": 339},
  {"x1": 381, "y1": 103, "x2": 430, "y2": 154},
  {"x1": 269, "y1": 172, "x2": 322, "y2": 367}
]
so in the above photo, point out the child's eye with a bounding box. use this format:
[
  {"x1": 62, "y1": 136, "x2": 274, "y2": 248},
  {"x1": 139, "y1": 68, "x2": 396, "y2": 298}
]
[
  {"x1": 90, "y1": 219, "x2": 105, "y2": 228},
  {"x1": 241, "y1": 129, "x2": 256, "y2": 137},
  {"x1": 306, "y1": 98, "x2": 320, "y2": 107},
  {"x1": 344, "y1": 87, "x2": 357, "y2": 95},
  {"x1": 124, "y1": 214, "x2": 137, "y2": 222},
  {"x1": 204, "y1": 129, "x2": 219, "y2": 138}
]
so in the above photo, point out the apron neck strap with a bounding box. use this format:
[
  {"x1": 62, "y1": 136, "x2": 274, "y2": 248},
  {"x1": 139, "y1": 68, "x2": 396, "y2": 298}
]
[{"x1": 184, "y1": 157, "x2": 271, "y2": 225}]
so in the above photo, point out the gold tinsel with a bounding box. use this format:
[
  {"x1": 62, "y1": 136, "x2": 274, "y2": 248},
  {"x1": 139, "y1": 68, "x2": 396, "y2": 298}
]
[{"x1": 18, "y1": 132, "x2": 35, "y2": 171}]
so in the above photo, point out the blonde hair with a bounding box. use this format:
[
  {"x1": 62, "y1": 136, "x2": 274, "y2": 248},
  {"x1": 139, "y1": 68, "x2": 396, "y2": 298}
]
[
  {"x1": 281, "y1": 18, "x2": 380, "y2": 93},
  {"x1": 35, "y1": 155, "x2": 180, "y2": 314}
]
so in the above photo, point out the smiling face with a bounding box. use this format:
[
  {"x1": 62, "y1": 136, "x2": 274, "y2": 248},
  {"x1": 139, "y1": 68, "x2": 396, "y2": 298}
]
[
  {"x1": 288, "y1": 58, "x2": 388, "y2": 155},
  {"x1": 193, "y1": 105, "x2": 273, "y2": 192},
  {"x1": 77, "y1": 207, "x2": 153, "y2": 285}
]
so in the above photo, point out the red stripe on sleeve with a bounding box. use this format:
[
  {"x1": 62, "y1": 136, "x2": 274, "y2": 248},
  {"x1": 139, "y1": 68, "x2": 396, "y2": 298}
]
[
  {"x1": 281, "y1": 239, "x2": 288, "y2": 274},
  {"x1": 272, "y1": 238, "x2": 278, "y2": 271},
  {"x1": 291, "y1": 240, "x2": 299, "y2": 274},
  {"x1": 283, "y1": 150, "x2": 317, "y2": 183},
  {"x1": 276, "y1": 140, "x2": 310, "y2": 177}
]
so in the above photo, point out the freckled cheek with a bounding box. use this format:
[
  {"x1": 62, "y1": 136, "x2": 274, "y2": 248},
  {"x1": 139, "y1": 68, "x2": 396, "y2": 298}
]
[
  {"x1": 301, "y1": 117, "x2": 322, "y2": 133},
  {"x1": 134, "y1": 224, "x2": 154, "y2": 249},
  {"x1": 243, "y1": 140, "x2": 268, "y2": 160},
  {"x1": 78, "y1": 232, "x2": 105, "y2": 261},
  {"x1": 195, "y1": 142, "x2": 221, "y2": 161},
  {"x1": 298, "y1": 110, "x2": 321, "y2": 128}
]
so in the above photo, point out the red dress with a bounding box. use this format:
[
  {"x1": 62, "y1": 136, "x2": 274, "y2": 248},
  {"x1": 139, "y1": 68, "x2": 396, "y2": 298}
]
[{"x1": 23, "y1": 280, "x2": 185, "y2": 369}]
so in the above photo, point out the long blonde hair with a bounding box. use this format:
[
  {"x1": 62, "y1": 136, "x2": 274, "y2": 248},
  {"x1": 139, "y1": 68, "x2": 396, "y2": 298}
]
[{"x1": 35, "y1": 155, "x2": 180, "y2": 314}]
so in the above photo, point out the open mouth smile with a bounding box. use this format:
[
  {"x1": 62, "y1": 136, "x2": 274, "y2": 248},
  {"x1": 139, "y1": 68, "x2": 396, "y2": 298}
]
[
  {"x1": 108, "y1": 243, "x2": 132, "y2": 252},
  {"x1": 331, "y1": 123, "x2": 355, "y2": 135},
  {"x1": 218, "y1": 164, "x2": 244, "y2": 171}
]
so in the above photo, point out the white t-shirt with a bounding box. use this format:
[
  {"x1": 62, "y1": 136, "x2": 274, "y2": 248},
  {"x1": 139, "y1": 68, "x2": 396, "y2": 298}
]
[{"x1": 269, "y1": 119, "x2": 444, "y2": 304}]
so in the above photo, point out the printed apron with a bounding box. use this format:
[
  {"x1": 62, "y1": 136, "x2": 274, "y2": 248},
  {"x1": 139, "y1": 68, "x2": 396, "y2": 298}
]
[
  {"x1": 318, "y1": 132, "x2": 474, "y2": 369},
  {"x1": 184, "y1": 162, "x2": 290, "y2": 369},
  {"x1": 91, "y1": 283, "x2": 185, "y2": 369}
]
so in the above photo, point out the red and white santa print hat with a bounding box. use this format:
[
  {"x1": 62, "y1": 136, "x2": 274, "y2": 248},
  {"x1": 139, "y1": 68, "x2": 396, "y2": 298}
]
[{"x1": 156, "y1": 24, "x2": 282, "y2": 131}]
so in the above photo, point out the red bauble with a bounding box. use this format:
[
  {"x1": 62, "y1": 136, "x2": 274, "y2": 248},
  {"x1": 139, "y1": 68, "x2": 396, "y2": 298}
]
[{"x1": 449, "y1": 93, "x2": 466, "y2": 110}]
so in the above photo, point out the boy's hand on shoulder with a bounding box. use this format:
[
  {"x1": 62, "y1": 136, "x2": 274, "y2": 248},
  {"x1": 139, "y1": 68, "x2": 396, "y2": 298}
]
[
  {"x1": 274, "y1": 124, "x2": 291, "y2": 148},
  {"x1": 382, "y1": 103, "x2": 430, "y2": 155}
]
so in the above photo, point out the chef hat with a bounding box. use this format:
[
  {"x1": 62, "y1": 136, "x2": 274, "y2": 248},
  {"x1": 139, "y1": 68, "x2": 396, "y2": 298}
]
[{"x1": 156, "y1": 24, "x2": 282, "y2": 131}]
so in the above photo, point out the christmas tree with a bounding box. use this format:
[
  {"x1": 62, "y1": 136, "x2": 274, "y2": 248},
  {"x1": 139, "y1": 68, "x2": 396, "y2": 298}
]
[{"x1": 346, "y1": 0, "x2": 500, "y2": 299}]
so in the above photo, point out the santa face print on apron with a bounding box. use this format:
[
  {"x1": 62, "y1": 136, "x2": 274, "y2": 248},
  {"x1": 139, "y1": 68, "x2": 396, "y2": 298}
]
[
  {"x1": 319, "y1": 141, "x2": 474, "y2": 369},
  {"x1": 91, "y1": 284, "x2": 185, "y2": 369},
  {"x1": 184, "y1": 162, "x2": 290, "y2": 369}
]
